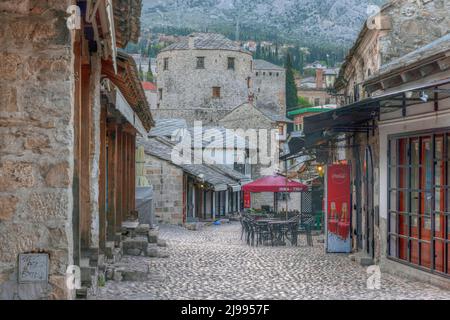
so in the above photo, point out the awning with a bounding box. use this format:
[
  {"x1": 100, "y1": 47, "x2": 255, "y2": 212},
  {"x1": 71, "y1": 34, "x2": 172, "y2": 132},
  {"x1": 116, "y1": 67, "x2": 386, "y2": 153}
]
[
  {"x1": 229, "y1": 184, "x2": 241, "y2": 192},
  {"x1": 280, "y1": 131, "x2": 305, "y2": 161},
  {"x1": 303, "y1": 78, "x2": 450, "y2": 148},
  {"x1": 242, "y1": 175, "x2": 308, "y2": 193},
  {"x1": 102, "y1": 51, "x2": 154, "y2": 132}
]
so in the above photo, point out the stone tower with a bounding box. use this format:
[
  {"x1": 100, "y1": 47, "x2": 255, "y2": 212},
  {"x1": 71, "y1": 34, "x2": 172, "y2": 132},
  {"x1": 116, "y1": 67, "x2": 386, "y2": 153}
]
[{"x1": 155, "y1": 33, "x2": 253, "y2": 125}]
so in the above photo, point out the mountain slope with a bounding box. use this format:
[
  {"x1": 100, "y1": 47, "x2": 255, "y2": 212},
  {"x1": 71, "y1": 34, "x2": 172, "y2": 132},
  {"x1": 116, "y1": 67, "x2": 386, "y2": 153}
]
[{"x1": 141, "y1": 0, "x2": 386, "y2": 46}]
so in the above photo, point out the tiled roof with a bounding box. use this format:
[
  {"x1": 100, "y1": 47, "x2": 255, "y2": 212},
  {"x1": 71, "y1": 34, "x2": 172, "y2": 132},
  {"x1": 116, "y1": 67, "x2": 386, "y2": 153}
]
[
  {"x1": 187, "y1": 126, "x2": 257, "y2": 150},
  {"x1": 161, "y1": 33, "x2": 250, "y2": 54},
  {"x1": 254, "y1": 59, "x2": 285, "y2": 71},
  {"x1": 256, "y1": 107, "x2": 293, "y2": 123},
  {"x1": 142, "y1": 81, "x2": 157, "y2": 91},
  {"x1": 140, "y1": 137, "x2": 243, "y2": 189},
  {"x1": 148, "y1": 118, "x2": 187, "y2": 138},
  {"x1": 366, "y1": 33, "x2": 450, "y2": 83}
]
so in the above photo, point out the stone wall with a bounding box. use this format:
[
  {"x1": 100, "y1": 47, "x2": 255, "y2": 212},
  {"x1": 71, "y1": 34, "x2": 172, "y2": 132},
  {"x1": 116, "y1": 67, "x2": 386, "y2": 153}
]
[
  {"x1": 143, "y1": 154, "x2": 184, "y2": 225},
  {"x1": 0, "y1": 0, "x2": 75, "y2": 299},
  {"x1": 155, "y1": 49, "x2": 253, "y2": 125},
  {"x1": 253, "y1": 68, "x2": 286, "y2": 116},
  {"x1": 380, "y1": 0, "x2": 450, "y2": 65},
  {"x1": 219, "y1": 102, "x2": 281, "y2": 209}
]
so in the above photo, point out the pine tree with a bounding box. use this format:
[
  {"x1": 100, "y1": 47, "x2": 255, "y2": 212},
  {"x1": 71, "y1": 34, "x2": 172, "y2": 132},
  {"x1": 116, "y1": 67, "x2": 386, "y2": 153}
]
[
  {"x1": 146, "y1": 62, "x2": 154, "y2": 82},
  {"x1": 138, "y1": 63, "x2": 144, "y2": 81},
  {"x1": 285, "y1": 53, "x2": 298, "y2": 113}
]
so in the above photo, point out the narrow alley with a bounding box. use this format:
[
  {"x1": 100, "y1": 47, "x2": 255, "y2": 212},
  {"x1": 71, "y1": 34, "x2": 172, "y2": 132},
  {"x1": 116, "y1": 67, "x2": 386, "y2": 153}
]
[{"x1": 97, "y1": 223, "x2": 450, "y2": 300}]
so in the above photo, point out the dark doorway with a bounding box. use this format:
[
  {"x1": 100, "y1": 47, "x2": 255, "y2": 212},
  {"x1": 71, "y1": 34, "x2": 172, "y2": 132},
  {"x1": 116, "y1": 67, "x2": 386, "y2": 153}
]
[
  {"x1": 365, "y1": 146, "x2": 375, "y2": 258},
  {"x1": 353, "y1": 145, "x2": 363, "y2": 250}
]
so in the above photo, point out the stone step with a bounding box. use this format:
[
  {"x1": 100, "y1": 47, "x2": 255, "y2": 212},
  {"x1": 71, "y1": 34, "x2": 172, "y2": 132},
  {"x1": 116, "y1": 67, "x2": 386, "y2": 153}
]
[
  {"x1": 122, "y1": 237, "x2": 149, "y2": 256},
  {"x1": 76, "y1": 287, "x2": 88, "y2": 299},
  {"x1": 148, "y1": 230, "x2": 159, "y2": 243}
]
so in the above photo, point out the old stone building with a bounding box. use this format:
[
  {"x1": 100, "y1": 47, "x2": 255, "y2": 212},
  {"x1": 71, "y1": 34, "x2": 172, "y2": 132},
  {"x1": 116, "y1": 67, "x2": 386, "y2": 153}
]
[
  {"x1": 297, "y1": 68, "x2": 338, "y2": 108},
  {"x1": 253, "y1": 59, "x2": 286, "y2": 116},
  {"x1": 303, "y1": 0, "x2": 450, "y2": 287},
  {"x1": 154, "y1": 33, "x2": 253, "y2": 125},
  {"x1": 0, "y1": 0, "x2": 153, "y2": 299},
  {"x1": 140, "y1": 137, "x2": 250, "y2": 225},
  {"x1": 218, "y1": 100, "x2": 293, "y2": 209}
]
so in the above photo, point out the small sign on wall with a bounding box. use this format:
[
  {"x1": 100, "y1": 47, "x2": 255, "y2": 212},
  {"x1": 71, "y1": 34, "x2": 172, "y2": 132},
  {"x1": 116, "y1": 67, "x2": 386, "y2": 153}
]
[{"x1": 18, "y1": 253, "x2": 49, "y2": 283}]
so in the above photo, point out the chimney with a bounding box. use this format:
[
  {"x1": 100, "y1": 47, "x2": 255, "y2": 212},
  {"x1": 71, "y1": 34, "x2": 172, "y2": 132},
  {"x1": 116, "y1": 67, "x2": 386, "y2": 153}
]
[
  {"x1": 316, "y1": 68, "x2": 324, "y2": 89},
  {"x1": 188, "y1": 35, "x2": 196, "y2": 49}
]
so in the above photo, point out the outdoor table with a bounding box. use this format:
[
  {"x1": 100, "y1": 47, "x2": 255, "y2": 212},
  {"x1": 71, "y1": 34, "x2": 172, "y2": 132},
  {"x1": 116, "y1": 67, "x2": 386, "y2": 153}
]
[{"x1": 268, "y1": 221, "x2": 291, "y2": 245}]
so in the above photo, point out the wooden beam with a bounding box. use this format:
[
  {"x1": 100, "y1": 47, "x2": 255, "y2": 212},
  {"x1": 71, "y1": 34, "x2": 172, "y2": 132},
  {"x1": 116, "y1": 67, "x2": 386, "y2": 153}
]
[
  {"x1": 115, "y1": 124, "x2": 123, "y2": 232},
  {"x1": 99, "y1": 103, "x2": 107, "y2": 253},
  {"x1": 72, "y1": 29, "x2": 82, "y2": 266},
  {"x1": 80, "y1": 63, "x2": 92, "y2": 250},
  {"x1": 130, "y1": 136, "x2": 136, "y2": 212},
  {"x1": 106, "y1": 122, "x2": 117, "y2": 241}
]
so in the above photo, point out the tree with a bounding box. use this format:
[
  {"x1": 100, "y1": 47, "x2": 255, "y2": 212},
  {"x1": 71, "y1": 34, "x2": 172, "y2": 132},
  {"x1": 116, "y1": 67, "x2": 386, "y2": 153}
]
[
  {"x1": 285, "y1": 53, "x2": 298, "y2": 113},
  {"x1": 146, "y1": 62, "x2": 154, "y2": 82},
  {"x1": 138, "y1": 63, "x2": 144, "y2": 81}
]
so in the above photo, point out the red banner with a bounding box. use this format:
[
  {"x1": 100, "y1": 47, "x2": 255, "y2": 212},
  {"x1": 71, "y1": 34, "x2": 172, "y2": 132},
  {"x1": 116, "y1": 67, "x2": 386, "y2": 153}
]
[
  {"x1": 243, "y1": 192, "x2": 251, "y2": 208},
  {"x1": 326, "y1": 164, "x2": 351, "y2": 246}
]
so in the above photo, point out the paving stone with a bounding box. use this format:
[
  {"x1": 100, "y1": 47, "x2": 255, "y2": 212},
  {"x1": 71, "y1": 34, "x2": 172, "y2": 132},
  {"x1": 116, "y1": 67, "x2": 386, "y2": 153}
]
[
  {"x1": 157, "y1": 239, "x2": 167, "y2": 247},
  {"x1": 97, "y1": 222, "x2": 450, "y2": 300}
]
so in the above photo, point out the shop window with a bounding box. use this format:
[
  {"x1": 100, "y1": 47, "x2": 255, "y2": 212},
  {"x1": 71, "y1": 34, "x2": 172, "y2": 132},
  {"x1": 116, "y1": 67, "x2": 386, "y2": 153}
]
[{"x1": 388, "y1": 132, "x2": 450, "y2": 275}]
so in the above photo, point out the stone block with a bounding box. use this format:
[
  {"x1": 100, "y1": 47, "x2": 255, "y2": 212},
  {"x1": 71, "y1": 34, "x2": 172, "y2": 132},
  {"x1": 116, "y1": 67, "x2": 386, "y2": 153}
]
[
  {"x1": 0, "y1": 85, "x2": 18, "y2": 112},
  {"x1": 146, "y1": 246, "x2": 159, "y2": 258},
  {"x1": 26, "y1": 191, "x2": 69, "y2": 221},
  {"x1": 113, "y1": 270, "x2": 122, "y2": 282},
  {"x1": 148, "y1": 230, "x2": 159, "y2": 244},
  {"x1": 121, "y1": 270, "x2": 149, "y2": 282},
  {"x1": 136, "y1": 224, "x2": 150, "y2": 235},
  {"x1": 157, "y1": 239, "x2": 167, "y2": 248},
  {"x1": 0, "y1": 195, "x2": 19, "y2": 221},
  {"x1": 122, "y1": 238, "x2": 148, "y2": 256},
  {"x1": 158, "y1": 252, "x2": 170, "y2": 259},
  {"x1": 0, "y1": 161, "x2": 34, "y2": 192},
  {"x1": 44, "y1": 162, "x2": 71, "y2": 188}
]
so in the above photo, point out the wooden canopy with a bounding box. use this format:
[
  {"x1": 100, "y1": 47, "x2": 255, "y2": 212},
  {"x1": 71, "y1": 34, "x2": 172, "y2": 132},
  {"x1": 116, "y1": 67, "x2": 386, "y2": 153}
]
[{"x1": 102, "y1": 51, "x2": 154, "y2": 131}]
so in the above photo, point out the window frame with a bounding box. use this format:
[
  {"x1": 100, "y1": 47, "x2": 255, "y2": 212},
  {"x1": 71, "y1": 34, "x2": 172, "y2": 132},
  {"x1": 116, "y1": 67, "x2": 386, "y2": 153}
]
[
  {"x1": 196, "y1": 56, "x2": 205, "y2": 69},
  {"x1": 212, "y1": 86, "x2": 221, "y2": 99},
  {"x1": 227, "y1": 57, "x2": 235, "y2": 70},
  {"x1": 387, "y1": 128, "x2": 450, "y2": 278}
]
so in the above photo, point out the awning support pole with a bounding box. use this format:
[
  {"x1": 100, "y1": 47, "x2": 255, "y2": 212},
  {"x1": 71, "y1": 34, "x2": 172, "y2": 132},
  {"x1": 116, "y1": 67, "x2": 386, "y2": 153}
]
[
  {"x1": 434, "y1": 86, "x2": 439, "y2": 112},
  {"x1": 402, "y1": 93, "x2": 406, "y2": 117}
]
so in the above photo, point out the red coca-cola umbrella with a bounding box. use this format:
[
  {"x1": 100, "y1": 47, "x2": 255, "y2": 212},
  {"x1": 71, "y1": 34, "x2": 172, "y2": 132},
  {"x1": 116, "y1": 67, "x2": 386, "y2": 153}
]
[{"x1": 242, "y1": 175, "x2": 308, "y2": 193}]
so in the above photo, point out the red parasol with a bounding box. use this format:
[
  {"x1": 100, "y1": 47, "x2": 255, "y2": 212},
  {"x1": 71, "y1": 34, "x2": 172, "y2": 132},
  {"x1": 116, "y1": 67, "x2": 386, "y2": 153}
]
[{"x1": 242, "y1": 175, "x2": 308, "y2": 193}]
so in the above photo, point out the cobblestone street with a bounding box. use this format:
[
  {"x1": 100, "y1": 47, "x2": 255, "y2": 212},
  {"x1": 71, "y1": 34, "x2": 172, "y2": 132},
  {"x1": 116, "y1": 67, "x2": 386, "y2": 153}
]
[{"x1": 97, "y1": 222, "x2": 450, "y2": 300}]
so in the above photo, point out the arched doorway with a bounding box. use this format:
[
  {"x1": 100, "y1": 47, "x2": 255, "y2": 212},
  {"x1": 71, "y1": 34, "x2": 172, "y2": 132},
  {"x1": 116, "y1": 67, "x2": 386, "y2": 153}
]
[{"x1": 364, "y1": 146, "x2": 375, "y2": 258}]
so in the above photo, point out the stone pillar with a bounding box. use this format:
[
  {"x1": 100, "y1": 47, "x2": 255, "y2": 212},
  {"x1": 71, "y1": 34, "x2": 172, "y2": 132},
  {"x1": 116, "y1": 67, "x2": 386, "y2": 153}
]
[
  {"x1": 212, "y1": 191, "x2": 216, "y2": 220},
  {"x1": 225, "y1": 190, "x2": 229, "y2": 215},
  {"x1": 237, "y1": 191, "x2": 241, "y2": 213}
]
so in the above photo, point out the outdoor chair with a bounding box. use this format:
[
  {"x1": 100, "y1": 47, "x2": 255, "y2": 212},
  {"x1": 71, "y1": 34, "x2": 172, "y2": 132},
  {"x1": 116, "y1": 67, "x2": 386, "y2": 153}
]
[
  {"x1": 254, "y1": 221, "x2": 272, "y2": 246},
  {"x1": 299, "y1": 213, "x2": 314, "y2": 246}
]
